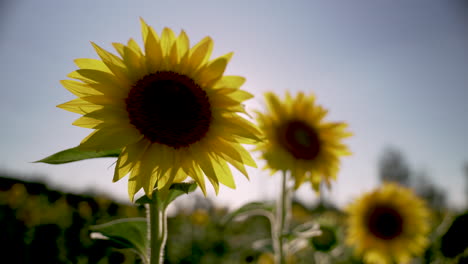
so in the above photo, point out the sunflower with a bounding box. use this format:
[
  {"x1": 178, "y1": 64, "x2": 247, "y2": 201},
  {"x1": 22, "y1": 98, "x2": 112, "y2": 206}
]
[
  {"x1": 346, "y1": 183, "x2": 431, "y2": 264},
  {"x1": 58, "y1": 19, "x2": 260, "y2": 200},
  {"x1": 255, "y1": 92, "x2": 351, "y2": 191}
]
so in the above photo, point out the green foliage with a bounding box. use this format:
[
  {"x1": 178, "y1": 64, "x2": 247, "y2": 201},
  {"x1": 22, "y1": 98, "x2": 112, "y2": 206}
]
[
  {"x1": 310, "y1": 225, "x2": 337, "y2": 252},
  {"x1": 35, "y1": 146, "x2": 120, "y2": 164},
  {"x1": 222, "y1": 201, "x2": 275, "y2": 224},
  {"x1": 0, "y1": 173, "x2": 465, "y2": 264},
  {"x1": 0, "y1": 174, "x2": 144, "y2": 264}
]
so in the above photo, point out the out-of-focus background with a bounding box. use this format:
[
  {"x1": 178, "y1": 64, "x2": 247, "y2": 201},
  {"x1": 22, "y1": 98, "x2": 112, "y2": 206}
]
[
  {"x1": 1, "y1": 0, "x2": 468, "y2": 263},
  {"x1": 2, "y1": 0, "x2": 467, "y2": 209}
]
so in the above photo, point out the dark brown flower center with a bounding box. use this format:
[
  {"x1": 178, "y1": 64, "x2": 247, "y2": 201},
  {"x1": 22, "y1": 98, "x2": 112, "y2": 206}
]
[
  {"x1": 278, "y1": 120, "x2": 321, "y2": 160},
  {"x1": 366, "y1": 205, "x2": 404, "y2": 240},
  {"x1": 126, "y1": 71, "x2": 212, "y2": 148}
]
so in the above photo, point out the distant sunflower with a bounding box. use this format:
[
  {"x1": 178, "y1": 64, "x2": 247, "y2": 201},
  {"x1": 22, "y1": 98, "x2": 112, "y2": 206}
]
[
  {"x1": 346, "y1": 183, "x2": 431, "y2": 264},
  {"x1": 256, "y1": 92, "x2": 351, "y2": 190},
  {"x1": 58, "y1": 19, "x2": 260, "y2": 200}
]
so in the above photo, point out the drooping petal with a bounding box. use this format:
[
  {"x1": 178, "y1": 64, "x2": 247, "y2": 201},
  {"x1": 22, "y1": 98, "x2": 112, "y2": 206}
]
[
  {"x1": 114, "y1": 139, "x2": 150, "y2": 182},
  {"x1": 211, "y1": 155, "x2": 236, "y2": 189}
]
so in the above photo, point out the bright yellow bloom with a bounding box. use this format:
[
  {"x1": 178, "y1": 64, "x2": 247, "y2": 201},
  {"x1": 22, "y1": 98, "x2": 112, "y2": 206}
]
[
  {"x1": 346, "y1": 183, "x2": 431, "y2": 264},
  {"x1": 58, "y1": 19, "x2": 260, "y2": 200},
  {"x1": 256, "y1": 92, "x2": 351, "y2": 190}
]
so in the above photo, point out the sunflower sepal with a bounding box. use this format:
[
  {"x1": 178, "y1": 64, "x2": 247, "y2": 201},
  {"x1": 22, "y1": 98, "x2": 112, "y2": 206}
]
[
  {"x1": 35, "y1": 146, "x2": 121, "y2": 164},
  {"x1": 135, "y1": 182, "x2": 198, "y2": 208}
]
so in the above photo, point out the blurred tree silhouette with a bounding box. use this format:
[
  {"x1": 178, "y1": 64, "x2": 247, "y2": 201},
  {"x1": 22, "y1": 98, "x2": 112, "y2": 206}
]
[
  {"x1": 378, "y1": 147, "x2": 411, "y2": 186},
  {"x1": 413, "y1": 171, "x2": 446, "y2": 211},
  {"x1": 465, "y1": 163, "x2": 468, "y2": 209},
  {"x1": 378, "y1": 147, "x2": 448, "y2": 211}
]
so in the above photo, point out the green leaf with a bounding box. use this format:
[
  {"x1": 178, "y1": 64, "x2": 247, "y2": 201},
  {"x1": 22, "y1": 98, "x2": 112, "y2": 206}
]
[
  {"x1": 222, "y1": 201, "x2": 275, "y2": 224},
  {"x1": 135, "y1": 182, "x2": 198, "y2": 209},
  {"x1": 35, "y1": 146, "x2": 121, "y2": 164},
  {"x1": 164, "y1": 182, "x2": 198, "y2": 206},
  {"x1": 90, "y1": 218, "x2": 148, "y2": 261}
]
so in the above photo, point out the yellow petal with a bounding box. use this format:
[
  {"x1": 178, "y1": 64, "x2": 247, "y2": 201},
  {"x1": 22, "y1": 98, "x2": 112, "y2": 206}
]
[
  {"x1": 60, "y1": 80, "x2": 102, "y2": 97},
  {"x1": 80, "y1": 95, "x2": 125, "y2": 109},
  {"x1": 68, "y1": 69, "x2": 130, "y2": 98},
  {"x1": 213, "y1": 139, "x2": 256, "y2": 169},
  {"x1": 161, "y1": 27, "x2": 176, "y2": 57},
  {"x1": 189, "y1": 36, "x2": 213, "y2": 71},
  {"x1": 210, "y1": 92, "x2": 242, "y2": 108},
  {"x1": 127, "y1": 38, "x2": 148, "y2": 75},
  {"x1": 221, "y1": 115, "x2": 261, "y2": 142},
  {"x1": 213, "y1": 75, "x2": 246, "y2": 89},
  {"x1": 220, "y1": 154, "x2": 249, "y2": 178},
  {"x1": 137, "y1": 145, "x2": 161, "y2": 195},
  {"x1": 128, "y1": 38, "x2": 143, "y2": 56},
  {"x1": 195, "y1": 152, "x2": 218, "y2": 195},
  {"x1": 79, "y1": 126, "x2": 143, "y2": 151},
  {"x1": 211, "y1": 155, "x2": 236, "y2": 189},
  {"x1": 91, "y1": 42, "x2": 130, "y2": 86},
  {"x1": 228, "y1": 90, "x2": 254, "y2": 102},
  {"x1": 168, "y1": 39, "x2": 179, "y2": 68},
  {"x1": 144, "y1": 26, "x2": 163, "y2": 73},
  {"x1": 83, "y1": 106, "x2": 129, "y2": 122},
  {"x1": 72, "y1": 116, "x2": 103, "y2": 128},
  {"x1": 196, "y1": 57, "x2": 228, "y2": 85},
  {"x1": 113, "y1": 139, "x2": 150, "y2": 182},
  {"x1": 187, "y1": 163, "x2": 207, "y2": 195},
  {"x1": 128, "y1": 160, "x2": 143, "y2": 201},
  {"x1": 140, "y1": 18, "x2": 159, "y2": 45},
  {"x1": 74, "y1": 58, "x2": 111, "y2": 73},
  {"x1": 57, "y1": 98, "x2": 103, "y2": 114},
  {"x1": 177, "y1": 30, "x2": 190, "y2": 58},
  {"x1": 113, "y1": 42, "x2": 146, "y2": 82}
]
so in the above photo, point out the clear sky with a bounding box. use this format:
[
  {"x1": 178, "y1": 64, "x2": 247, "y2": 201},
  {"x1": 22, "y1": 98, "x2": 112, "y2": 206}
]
[{"x1": 1, "y1": 0, "x2": 467, "y2": 209}]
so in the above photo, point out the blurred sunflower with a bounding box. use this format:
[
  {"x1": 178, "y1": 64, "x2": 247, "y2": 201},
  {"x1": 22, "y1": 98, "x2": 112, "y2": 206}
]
[
  {"x1": 256, "y1": 92, "x2": 351, "y2": 190},
  {"x1": 58, "y1": 19, "x2": 260, "y2": 200},
  {"x1": 346, "y1": 183, "x2": 431, "y2": 264}
]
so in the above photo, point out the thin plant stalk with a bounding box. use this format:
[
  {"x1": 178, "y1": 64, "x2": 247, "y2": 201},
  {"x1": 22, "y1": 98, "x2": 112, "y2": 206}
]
[
  {"x1": 147, "y1": 198, "x2": 168, "y2": 264},
  {"x1": 274, "y1": 171, "x2": 291, "y2": 264}
]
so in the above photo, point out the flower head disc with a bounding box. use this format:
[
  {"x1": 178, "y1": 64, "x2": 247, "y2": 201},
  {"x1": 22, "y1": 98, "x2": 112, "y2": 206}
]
[
  {"x1": 346, "y1": 183, "x2": 431, "y2": 264},
  {"x1": 256, "y1": 92, "x2": 351, "y2": 191},
  {"x1": 58, "y1": 19, "x2": 260, "y2": 201}
]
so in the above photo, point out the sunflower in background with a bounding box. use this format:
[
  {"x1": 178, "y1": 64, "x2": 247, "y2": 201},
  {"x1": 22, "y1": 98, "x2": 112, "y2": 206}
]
[
  {"x1": 58, "y1": 19, "x2": 260, "y2": 201},
  {"x1": 255, "y1": 92, "x2": 351, "y2": 191},
  {"x1": 346, "y1": 183, "x2": 431, "y2": 264}
]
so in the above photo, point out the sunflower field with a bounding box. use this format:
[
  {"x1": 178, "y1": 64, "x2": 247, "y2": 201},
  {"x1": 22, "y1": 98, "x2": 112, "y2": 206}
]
[{"x1": 1, "y1": 172, "x2": 467, "y2": 264}]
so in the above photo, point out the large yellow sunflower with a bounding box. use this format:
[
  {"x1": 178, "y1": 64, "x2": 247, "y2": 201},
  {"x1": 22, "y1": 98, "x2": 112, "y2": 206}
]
[
  {"x1": 58, "y1": 19, "x2": 260, "y2": 200},
  {"x1": 346, "y1": 183, "x2": 431, "y2": 264},
  {"x1": 255, "y1": 92, "x2": 351, "y2": 190}
]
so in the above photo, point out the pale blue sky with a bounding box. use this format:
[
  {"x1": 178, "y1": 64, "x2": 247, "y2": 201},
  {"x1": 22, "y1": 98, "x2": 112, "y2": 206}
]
[{"x1": 1, "y1": 0, "x2": 467, "y2": 209}]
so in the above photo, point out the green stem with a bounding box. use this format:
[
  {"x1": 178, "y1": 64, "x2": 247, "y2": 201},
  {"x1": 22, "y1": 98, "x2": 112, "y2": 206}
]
[
  {"x1": 147, "y1": 196, "x2": 168, "y2": 264},
  {"x1": 274, "y1": 171, "x2": 291, "y2": 264}
]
